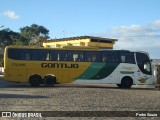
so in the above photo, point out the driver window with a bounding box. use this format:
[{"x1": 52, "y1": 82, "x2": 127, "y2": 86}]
[
  {"x1": 136, "y1": 52, "x2": 151, "y2": 75},
  {"x1": 144, "y1": 62, "x2": 151, "y2": 73}
]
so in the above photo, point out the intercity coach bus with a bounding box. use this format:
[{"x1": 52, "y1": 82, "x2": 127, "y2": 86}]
[{"x1": 4, "y1": 46, "x2": 156, "y2": 88}]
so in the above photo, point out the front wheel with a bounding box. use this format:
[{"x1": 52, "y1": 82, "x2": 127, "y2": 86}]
[
  {"x1": 117, "y1": 84, "x2": 122, "y2": 88},
  {"x1": 121, "y1": 77, "x2": 133, "y2": 89}
]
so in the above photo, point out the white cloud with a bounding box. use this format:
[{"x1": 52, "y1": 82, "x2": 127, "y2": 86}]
[
  {"x1": 90, "y1": 19, "x2": 160, "y2": 59},
  {"x1": 3, "y1": 10, "x2": 19, "y2": 19},
  {"x1": 150, "y1": 20, "x2": 160, "y2": 29}
]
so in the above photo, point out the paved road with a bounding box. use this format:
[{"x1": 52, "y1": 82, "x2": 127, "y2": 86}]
[{"x1": 0, "y1": 75, "x2": 160, "y2": 119}]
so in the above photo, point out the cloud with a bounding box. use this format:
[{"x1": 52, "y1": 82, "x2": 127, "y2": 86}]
[
  {"x1": 3, "y1": 10, "x2": 19, "y2": 19},
  {"x1": 111, "y1": 21, "x2": 160, "y2": 51},
  {"x1": 150, "y1": 19, "x2": 160, "y2": 30},
  {"x1": 90, "y1": 19, "x2": 160, "y2": 59}
]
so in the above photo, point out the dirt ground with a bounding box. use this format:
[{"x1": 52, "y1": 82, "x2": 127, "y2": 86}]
[{"x1": 0, "y1": 75, "x2": 160, "y2": 119}]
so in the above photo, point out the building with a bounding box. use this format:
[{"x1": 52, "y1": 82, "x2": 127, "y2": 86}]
[{"x1": 43, "y1": 36, "x2": 117, "y2": 49}]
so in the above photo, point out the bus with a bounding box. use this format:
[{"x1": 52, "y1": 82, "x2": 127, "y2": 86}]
[{"x1": 4, "y1": 46, "x2": 155, "y2": 88}]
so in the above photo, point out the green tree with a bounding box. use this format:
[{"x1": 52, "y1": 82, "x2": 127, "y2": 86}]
[
  {"x1": 0, "y1": 28, "x2": 28, "y2": 50},
  {"x1": 0, "y1": 28, "x2": 18, "y2": 52},
  {"x1": 11, "y1": 35, "x2": 29, "y2": 46},
  {"x1": 0, "y1": 24, "x2": 50, "y2": 65},
  {"x1": 20, "y1": 24, "x2": 49, "y2": 46},
  {"x1": 0, "y1": 28, "x2": 20, "y2": 66}
]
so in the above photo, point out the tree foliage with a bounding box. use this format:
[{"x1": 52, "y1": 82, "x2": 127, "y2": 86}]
[
  {"x1": 0, "y1": 24, "x2": 50, "y2": 65},
  {"x1": 0, "y1": 24, "x2": 50, "y2": 52},
  {"x1": 0, "y1": 28, "x2": 20, "y2": 65},
  {"x1": 20, "y1": 24, "x2": 49, "y2": 46},
  {"x1": 0, "y1": 29, "x2": 19, "y2": 52}
]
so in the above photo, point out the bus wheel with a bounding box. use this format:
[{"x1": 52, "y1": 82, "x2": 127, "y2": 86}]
[
  {"x1": 121, "y1": 77, "x2": 133, "y2": 89},
  {"x1": 117, "y1": 84, "x2": 122, "y2": 88},
  {"x1": 44, "y1": 76, "x2": 56, "y2": 87},
  {"x1": 29, "y1": 75, "x2": 41, "y2": 87}
]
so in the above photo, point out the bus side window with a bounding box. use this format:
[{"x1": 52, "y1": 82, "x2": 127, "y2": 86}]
[
  {"x1": 67, "y1": 51, "x2": 74, "y2": 61},
  {"x1": 85, "y1": 52, "x2": 91, "y2": 62},
  {"x1": 59, "y1": 51, "x2": 67, "y2": 61},
  {"x1": 32, "y1": 50, "x2": 50, "y2": 61},
  {"x1": 8, "y1": 49, "x2": 20, "y2": 60},
  {"x1": 73, "y1": 54, "x2": 78, "y2": 61},
  {"x1": 119, "y1": 52, "x2": 135, "y2": 64},
  {"x1": 102, "y1": 55, "x2": 107, "y2": 62},
  {"x1": 23, "y1": 49, "x2": 32, "y2": 60},
  {"x1": 102, "y1": 52, "x2": 118, "y2": 63},
  {"x1": 25, "y1": 53, "x2": 31, "y2": 60},
  {"x1": 78, "y1": 53, "x2": 84, "y2": 61},
  {"x1": 46, "y1": 53, "x2": 50, "y2": 60},
  {"x1": 85, "y1": 52, "x2": 101, "y2": 62},
  {"x1": 50, "y1": 51, "x2": 57, "y2": 61},
  {"x1": 50, "y1": 50, "x2": 67, "y2": 61},
  {"x1": 8, "y1": 49, "x2": 32, "y2": 60},
  {"x1": 67, "y1": 51, "x2": 84, "y2": 62},
  {"x1": 121, "y1": 56, "x2": 125, "y2": 62}
]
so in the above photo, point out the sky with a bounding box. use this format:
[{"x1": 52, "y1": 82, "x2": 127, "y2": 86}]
[{"x1": 0, "y1": 0, "x2": 160, "y2": 59}]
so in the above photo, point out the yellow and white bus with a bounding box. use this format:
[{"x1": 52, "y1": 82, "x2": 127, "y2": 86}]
[{"x1": 4, "y1": 46, "x2": 155, "y2": 88}]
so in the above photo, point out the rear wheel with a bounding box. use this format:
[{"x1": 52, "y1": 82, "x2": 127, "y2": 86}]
[
  {"x1": 121, "y1": 77, "x2": 133, "y2": 89},
  {"x1": 44, "y1": 76, "x2": 56, "y2": 87},
  {"x1": 29, "y1": 75, "x2": 41, "y2": 87}
]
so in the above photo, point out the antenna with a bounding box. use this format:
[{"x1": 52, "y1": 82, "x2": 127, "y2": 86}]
[{"x1": 63, "y1": 31, "x2": 66, "y2": 38}]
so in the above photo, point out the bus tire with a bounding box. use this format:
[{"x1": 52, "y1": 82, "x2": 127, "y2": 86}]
[
  {"x1": 121, "y1": 77, "x2": 133, "y2": 89},
  {"x1": 29, "y1": 75, "x2": 41, "y2": 87},
  {"x1": 117, "y1": 84, "x2": 122, "y2": 88},
  {"x1": 44, "y1": 75, "x2": 56, "y2": 87}
]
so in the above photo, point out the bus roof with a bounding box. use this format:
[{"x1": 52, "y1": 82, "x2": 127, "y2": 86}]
[
  {"x1": 5, "y1": 45, "x2": 148, "y2": 54},
  {"x1": 5, "y1": 45, "x2": 100, "y2": 51}
]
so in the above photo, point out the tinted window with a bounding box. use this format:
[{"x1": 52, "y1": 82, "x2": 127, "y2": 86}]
[
  {"x1": 8, "y1": 48, "x2": 31, "y2": 60},
  {"x1": 50, "y1": 50, "x2": 67, "y2": 61},
  {"x1": 119, "y1": 52, "x2": 135, "y2": 64},
  {"x1": 136, "y1": 52, "x2": 151, "y2": 75},
  {"x1": 85, "y1": 51, "x2": 101, "y2": 62},
  {"x1": 32, "y1": 50, "x2": 50, "y2": 61},
  {"x1": 102, "y1": 52, "x2": 118, "y2": 63},
  {"x1": 67, "y1": 51, "x2": 84, "y2": 61}
]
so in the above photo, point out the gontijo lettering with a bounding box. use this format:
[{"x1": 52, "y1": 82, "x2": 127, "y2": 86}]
[{"x1": 41, "y1": 63, "x2": 79, "y2": 68}]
